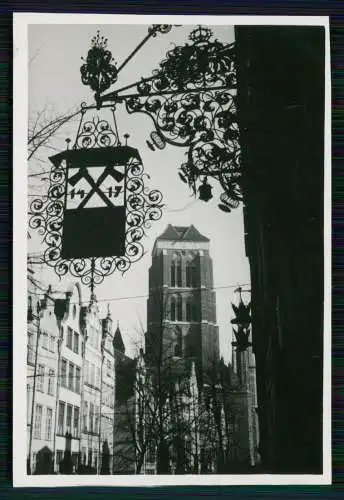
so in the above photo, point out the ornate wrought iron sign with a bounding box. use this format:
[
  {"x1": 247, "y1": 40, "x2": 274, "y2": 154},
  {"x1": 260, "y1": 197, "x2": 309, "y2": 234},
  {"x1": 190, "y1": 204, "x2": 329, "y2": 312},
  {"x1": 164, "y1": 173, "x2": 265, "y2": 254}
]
[
  {"x1": 29, "y1": 24, "x2": 241, "y2": 289},
  {"x1": 29, "y1": 107, "x2": 163, "y2": 290},
  {"x1": 93, "y1": 25, "x2": 242, "y2": 212}
]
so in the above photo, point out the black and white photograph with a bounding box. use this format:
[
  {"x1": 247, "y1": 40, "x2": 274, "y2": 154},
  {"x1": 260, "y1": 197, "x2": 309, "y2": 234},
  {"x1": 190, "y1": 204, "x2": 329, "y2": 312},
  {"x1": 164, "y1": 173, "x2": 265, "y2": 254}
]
[{"x1": 13, "y1": 14, "x2": 331, "y2": 487}]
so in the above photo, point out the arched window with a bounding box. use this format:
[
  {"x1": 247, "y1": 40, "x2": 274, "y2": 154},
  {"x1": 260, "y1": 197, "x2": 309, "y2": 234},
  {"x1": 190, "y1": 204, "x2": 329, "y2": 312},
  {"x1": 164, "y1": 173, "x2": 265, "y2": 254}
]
[
  {"x1": 186, "y1": 297, "x2": 193, "y2": 322},
  {"x1": 176, "y1": 258, "x2": 182, "y2": 287},
  {"x1": 177, "y1": 295, "x2": 183, "y2": 321},
  {"x1": 171, "y1": 263, "x2": 176, "y2": 287},
  {"x1": 171, "y1": 254, "x2": 182, "y2": 287},
  {"x1": 174, "y1": 327, "x2": 182, "y2": 357},
  {"x1": 186, "y1": 261, "x2": 197, "y2": 288},
  {"x1": 170, "y1": 296, "x2": 176, "y2": 321}
]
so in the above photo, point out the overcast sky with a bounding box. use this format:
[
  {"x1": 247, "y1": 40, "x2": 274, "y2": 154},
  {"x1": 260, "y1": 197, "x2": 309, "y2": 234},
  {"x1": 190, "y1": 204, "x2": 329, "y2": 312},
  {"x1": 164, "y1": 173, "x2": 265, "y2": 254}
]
[{"x1": 28, "y1": 23, "x2": 251, "y2": 362}]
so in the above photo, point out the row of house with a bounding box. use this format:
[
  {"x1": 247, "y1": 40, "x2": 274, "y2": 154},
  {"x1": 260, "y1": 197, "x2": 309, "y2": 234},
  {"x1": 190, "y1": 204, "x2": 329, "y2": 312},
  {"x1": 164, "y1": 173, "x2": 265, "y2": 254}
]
[
  {"x1": 27, "y1": 224, "x2": 260, "y2": 475},
  {"x1": 27, "y1": 263, "x2": 131, "y2": 474}
]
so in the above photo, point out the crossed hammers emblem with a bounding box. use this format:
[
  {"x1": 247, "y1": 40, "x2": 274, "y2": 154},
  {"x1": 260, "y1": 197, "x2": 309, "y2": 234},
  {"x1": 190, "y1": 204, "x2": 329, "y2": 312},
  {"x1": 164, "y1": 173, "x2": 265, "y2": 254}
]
[{"x1": 68, "y1": 165, "x2": 125, "y2": 209}]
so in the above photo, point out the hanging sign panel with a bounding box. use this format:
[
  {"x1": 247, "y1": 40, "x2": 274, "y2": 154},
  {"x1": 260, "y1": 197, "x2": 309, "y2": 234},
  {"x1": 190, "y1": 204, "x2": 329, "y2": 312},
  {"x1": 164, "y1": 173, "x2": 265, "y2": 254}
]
[{"x1": 49, "y1": 146, "x2": 141, "y2": 259}]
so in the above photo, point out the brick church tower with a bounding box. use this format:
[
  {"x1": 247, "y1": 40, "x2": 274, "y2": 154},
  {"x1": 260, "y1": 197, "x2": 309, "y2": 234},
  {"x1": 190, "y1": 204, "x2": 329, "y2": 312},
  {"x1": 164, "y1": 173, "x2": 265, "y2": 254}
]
[{"x1": 146, "y1": 224, "x2": 219, "y2": 385}]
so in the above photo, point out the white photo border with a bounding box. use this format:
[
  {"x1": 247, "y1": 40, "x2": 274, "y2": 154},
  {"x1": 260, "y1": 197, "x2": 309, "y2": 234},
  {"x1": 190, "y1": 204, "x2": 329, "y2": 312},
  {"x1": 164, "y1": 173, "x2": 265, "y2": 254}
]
[{"x1": 13, "y1": 12, "x2": 332, "y2": 487}]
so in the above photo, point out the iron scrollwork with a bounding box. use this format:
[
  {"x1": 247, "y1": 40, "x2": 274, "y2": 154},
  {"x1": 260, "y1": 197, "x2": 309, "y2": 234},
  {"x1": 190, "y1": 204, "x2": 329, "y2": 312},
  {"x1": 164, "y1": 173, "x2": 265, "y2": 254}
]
[
  {"x1": 80, "y1": 30, "x2": 118, "y2": 98},
  {"x1": 123, "y1": 26, "x2": 241, "y2": 211},
  {"x1": 29, "y1": 113, "x2": 163, "y2": 290},
  {"x1": 74, "y1": 105, "x2": 119, "y2": 149}
]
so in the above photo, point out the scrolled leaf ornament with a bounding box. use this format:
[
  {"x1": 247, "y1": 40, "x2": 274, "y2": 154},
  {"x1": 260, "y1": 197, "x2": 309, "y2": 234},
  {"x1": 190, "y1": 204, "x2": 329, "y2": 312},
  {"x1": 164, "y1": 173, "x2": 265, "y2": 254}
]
[
  {"x1": 80, "y1": 30, "x2": 118, "y2": 97},
  {"x1": 29, "y1": 117, "x2": 164, "y2": 290},
  {"x1": 124, "y1": 26, "x2": 241, "y2": 209}
]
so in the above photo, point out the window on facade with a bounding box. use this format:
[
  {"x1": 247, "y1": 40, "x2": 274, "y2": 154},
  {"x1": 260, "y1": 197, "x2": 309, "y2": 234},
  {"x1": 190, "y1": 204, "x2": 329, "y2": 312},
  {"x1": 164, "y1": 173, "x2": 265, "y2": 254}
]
[
  {"x1": 96, "y1": 367, "x2": 100, "y2": 388},
  {"x1": 85, "y1": 360, "x2": 89, "y2": 384},
  {"x1": 186, "y1": 297, "x2": 192, "y2": 322},
  {"x1": 49, "y1": 335, "x2": 55, "y2": 353},
  {"x1": 88, "y1": 449, "x2": 92, "y2": 467},
  {"x1": 68, "y1": 362, "x2": 74, "y2": 391},
  {"x1": 186, "y1": 263, "x2": 197, "y2": 287},
  {"x1": 42, "y1": 332, "x2": 48, "y2": 349},
  {"x1": 95, "y1": 406, "x2": 99, "y2": 434},
  {"x1": 147, "y1": 441, "x2": 155, "y2": 462},
  {"x1": 91, "y1": 363, "x2": 95, "y2": 386},
  {"x1": 177, "y1": 260, "x2": 182, "y2": 287},
  {"x1": 107, "y1": 359, "x2": 111, "y2": 377},
  {"x1": 170, "y1": 296, "x2": 176, "y2": 321},
  {"x1": 177, "y1": 295, "x2": 183, "y2": 321},
  {"x1": 66, "y1": 404, "x2": 73, "y2": 435},
  {"x1": 73, "y1": 406, "x2": 79, "y2": 438},
  {"x1": 83, "y1": 401, "x2": 88, "y2": 431},
  {"x1": 45, "y1": 407, "x2": 53, "y2": 441},
  {"x1": 73, "y1": 331, "x2": 79, "y2": 354},
  {"x1": 56, "y1": 450, "x2": 63, "y2": 469},
  {"x1": 75, "y1": 366, "x2": 81, "y2": 393},
  {"x1": 27, "y1": 331, "x2": 34, "y2": 364},
  {"x1": 67, "y1": 327, "x2": 73, "y2": 349},
  {"x1": 33, "y1": 404, "x2": 42, "y2": 439},
  {"x1": 47, "y1": 369, "x2": 54, "y2": 395},
  {"x1": 89, "y1": 403, "x2": 94, "y2": 433},
  {"x1": 58, "y1": 401, "x2": 65, "y2": 435},
  {"x1": 174, "y1": 327, "x2": 183, "y2": 357},
  {"x1": 171, "y1": 264, "x2": 176, "y2": 287},
  {"x1": 37, "y1": 364, "x2": 45, "y2": 392},
  {"x1": 171, "y1": 256, "x2": 182, "y2": 287},
  {"x1": 61, "y1": 358, "x2": 67, "y2": 388},
  {"x1": 71, "y1": 452, "x2": 78, "y2": 472},
  {"x1": 186, "y1": 297, "x2": 197, "y2": 322}
]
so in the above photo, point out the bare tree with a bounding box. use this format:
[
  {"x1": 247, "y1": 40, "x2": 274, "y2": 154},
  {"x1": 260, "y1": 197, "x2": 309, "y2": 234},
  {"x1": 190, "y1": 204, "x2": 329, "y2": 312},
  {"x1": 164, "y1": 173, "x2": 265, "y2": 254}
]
[
  {"x1": 28, "y1": 104, "x2": 80, "y2": 163},
  {"x1": 113, "y1": 287, "x2": 234, "y2": 475}
]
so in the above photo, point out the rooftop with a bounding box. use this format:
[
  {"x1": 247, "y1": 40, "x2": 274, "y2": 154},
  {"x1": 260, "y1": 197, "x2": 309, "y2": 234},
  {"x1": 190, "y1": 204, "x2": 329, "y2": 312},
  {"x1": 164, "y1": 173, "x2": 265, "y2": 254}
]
[{"x1": 156, "y1": 224, "x2": 210, "y2": 243}]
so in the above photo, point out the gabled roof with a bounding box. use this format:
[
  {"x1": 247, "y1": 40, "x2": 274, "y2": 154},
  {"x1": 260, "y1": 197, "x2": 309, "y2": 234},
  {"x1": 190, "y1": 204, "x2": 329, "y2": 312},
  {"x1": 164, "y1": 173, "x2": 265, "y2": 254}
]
[{"x1": 157, "y1": 224, "x2": 209, "y2": 243}]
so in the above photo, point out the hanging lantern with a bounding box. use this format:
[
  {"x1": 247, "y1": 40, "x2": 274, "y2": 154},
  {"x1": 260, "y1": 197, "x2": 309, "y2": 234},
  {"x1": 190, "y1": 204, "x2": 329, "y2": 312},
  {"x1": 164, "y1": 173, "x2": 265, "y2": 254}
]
[
  {"x1": 150, "y1": 131, "x2": 166, "y2": 150},
  {"x1": 198, "y1": 177, "x2": 213, "y2": 202}
]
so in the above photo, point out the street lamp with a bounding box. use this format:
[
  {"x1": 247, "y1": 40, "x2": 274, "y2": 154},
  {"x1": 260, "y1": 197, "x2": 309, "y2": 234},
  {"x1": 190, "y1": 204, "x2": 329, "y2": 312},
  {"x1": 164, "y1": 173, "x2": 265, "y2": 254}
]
[{"x1": 231, "y1": 286, "x2": 252, "y2": 352}]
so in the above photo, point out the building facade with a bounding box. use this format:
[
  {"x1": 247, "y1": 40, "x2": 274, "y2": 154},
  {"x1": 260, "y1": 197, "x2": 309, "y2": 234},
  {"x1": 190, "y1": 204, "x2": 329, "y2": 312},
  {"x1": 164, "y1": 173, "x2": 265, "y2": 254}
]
[
  {"x1": 144, "y1": 225, "x2": 222, "y2": 473},
  {"x1": 26, "y1": 266, "x2": 117, "y2": 474},
  {"x1": 53, "y1": 282, "x2": 84, "y2": 473},
  {"x1": 27, "y1": 269, "x2": 59, "y2": 474},
  {"x1": 146, "y1": 224, "x2": 220, "y2": 385}
]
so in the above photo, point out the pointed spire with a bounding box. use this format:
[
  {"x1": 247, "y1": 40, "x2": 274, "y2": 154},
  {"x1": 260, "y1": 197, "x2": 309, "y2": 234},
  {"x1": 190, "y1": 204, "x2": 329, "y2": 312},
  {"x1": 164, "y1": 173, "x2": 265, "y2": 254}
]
[{"x1": 113, "y1": 321, "x2": 125, "y2": 354}]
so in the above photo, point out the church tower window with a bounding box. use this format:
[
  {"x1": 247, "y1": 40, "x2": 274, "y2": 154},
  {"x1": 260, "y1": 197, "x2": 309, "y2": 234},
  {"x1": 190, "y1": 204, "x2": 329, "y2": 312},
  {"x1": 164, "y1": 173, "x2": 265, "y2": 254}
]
[
  {"x1": 186, "y1": 262, "x2": 197, "y2": 288},
  {"x1": 176, "y1": 295, "x2": 183, "y2": 321},
  {"x1": 171, "y1": 254, "x2": 182, "y2": 287},
  {"x1": 186, "y1": 296, "x2": 198, "y2": 322},
  {"x1": 170, "y1": 296, "x2": 176, "y2": 321},
  {"x1": 174, "y1": 327, "x2": 183, "y2": 357}
]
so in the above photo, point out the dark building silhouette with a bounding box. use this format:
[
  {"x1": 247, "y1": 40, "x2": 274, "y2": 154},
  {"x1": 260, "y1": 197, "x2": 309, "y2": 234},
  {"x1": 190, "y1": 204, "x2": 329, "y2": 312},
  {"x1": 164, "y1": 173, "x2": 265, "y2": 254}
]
[
  {"x1": 235, "y1": 25, "x2": 325, "y2": 473},
  {"x1": 146, "y1": 224, "x2": 220, "y2": 385},
  {"x1": 112, "y1": 323, "x2": 136, "y2": 474}
]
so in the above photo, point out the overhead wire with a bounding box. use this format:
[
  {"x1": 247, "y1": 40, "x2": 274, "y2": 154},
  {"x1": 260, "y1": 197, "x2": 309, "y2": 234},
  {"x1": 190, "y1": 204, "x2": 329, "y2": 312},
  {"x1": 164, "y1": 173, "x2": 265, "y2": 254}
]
[{"x1": 28, "y1": 282, "x2": 251, "y2": 306}]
